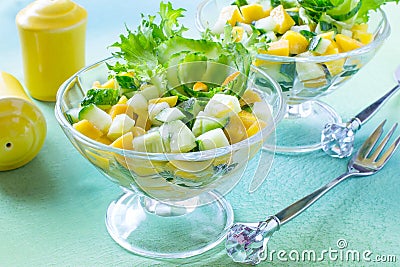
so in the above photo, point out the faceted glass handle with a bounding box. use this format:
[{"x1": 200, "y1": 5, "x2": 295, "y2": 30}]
[{"x1": 225, "y1": 216, "x2": 280, "y2": 265}]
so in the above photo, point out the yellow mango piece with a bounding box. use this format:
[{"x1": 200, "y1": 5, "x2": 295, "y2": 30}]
[
  {"x1": 281, "y1": 30, "x2": 309, "y2": 55},
  {"x1": 246, "y1": 120, "x2": 267, "y2": 137},
  {"x1": 101, "y1": 78, "x2": 116, "y2": 89},
  {"x1": 219, "y1": 5, "x2": 244, "y2": 26},
  {"x1": 117, "y1": 95, "x2": 128, "y2": 104},
  {"x1": 239, "y1": 89, "x2": 262, "y2": 106},
  {"x1": 108, "y1": 104, "x2": 128, "y2": 119},
  {"x1": 351, "y1": 23, "x2": 368, "y2": 32},
  {"x1": 111, "y1": 132, "x2": 134, "y2": 150},
  {"x1": 262, "y1": 39, "x2": 290, "y2": 56},
  {"x1": 238, "y1": 110, "x2": 258, "y2": 129},
  {"x1": 240, "y1": 4, "x2": 269, "y2": 24},
  {"x1": 148, "y1": 95, "x2": 178, "y2": 107},
  {"x1": 318, "y1": 30, "x2": 335, "y2": 40},
  {"x1": 96, "y1": 136, "x2": 112, "y2": 145},
  {"x1": 73, "y1": 119, "x2": 103, "y2": 140},
  {"x1": 323, "y1": 40, "x2": 339, "y2": 55},
  {"x1": 353, "y1": 31, "x2": 373, "y2": 44},
  {"x1": 270, "y1": 5, "x2": 295, "y2": 34},
  {"x1": 193, "y1": 81, "x2": 208, "y2": 91},
  {"x1": 222, "y1": 71, "x2": 241, "y2": 86},
  {"x1": 325, "y1": 59, "x2": 345, "y2": 76},
  {"x1": 223, "y1": 113, "x2": 247, "y2": 144},
  {"x1": 232, "y1": 26, "x2": 245, "y2": 42},
  {"x1": 335, "y1": 34, "x2": 364, "y2": 52},
  {"x1": 85, "y1": 149, "x2": 110, "y2": 170}
]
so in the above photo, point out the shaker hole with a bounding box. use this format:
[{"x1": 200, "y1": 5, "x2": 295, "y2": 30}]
[{"x1": 5, "y1": 142, "x2": 12, "y2": 150}]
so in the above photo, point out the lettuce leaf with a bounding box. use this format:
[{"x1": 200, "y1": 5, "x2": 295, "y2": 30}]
[{"x1": 356, "y1": 0, "x2": 398, "y2": 23}]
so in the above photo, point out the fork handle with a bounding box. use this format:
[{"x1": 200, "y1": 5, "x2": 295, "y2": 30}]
[
  {"x1": 355, "y1": 84, "x2": 400, "y2": 126},
  {"x1": 274, "y1": 172, "x2": 355, "y2": 226}
]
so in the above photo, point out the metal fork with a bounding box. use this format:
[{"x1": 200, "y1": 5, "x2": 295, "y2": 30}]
[{"x1": 226, "y1": 120, "x2": 400, "y2": 265}]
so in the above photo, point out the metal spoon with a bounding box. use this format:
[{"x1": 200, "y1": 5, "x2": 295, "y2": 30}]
[{"x1": 321, "y1": 65, "x2": 400, "y2": 158}]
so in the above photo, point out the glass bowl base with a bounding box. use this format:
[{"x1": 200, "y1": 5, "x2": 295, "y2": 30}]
[
  {"x1": 105, "y1": 190, "x2": 234, "y2": 258},
  {"x1": 263, "y1": 100, "x2": 342, "y2": 153}
]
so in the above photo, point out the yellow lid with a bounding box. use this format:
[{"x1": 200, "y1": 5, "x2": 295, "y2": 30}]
[{"x1": 16, "y1": 0, "x2": 87, "y2": 31}]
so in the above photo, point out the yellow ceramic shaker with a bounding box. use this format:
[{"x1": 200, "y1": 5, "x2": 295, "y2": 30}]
[
  {"x1": 16, "y1": 0, "x2": 87, "y2": 101},
  {"x1": 0, "y1": 71, "x2": 47, "y2": 171}
]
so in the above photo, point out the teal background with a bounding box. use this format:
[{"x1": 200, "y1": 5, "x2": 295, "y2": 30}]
[{"x1": 1, "y1": 1, "x2": 399, "y2": 266}]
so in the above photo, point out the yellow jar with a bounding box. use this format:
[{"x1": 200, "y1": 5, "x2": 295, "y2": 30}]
[
  {"x1": 16, "y1": 0, "x2": 87, "y2": 101},
  {"x1": 0, "y1": 71, "x2": 47, "y2": 171}
]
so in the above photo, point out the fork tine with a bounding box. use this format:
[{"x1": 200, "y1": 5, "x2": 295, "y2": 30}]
[
  {"x1": 371, "y1": 123, "x2": 398, "y2": 161},
  {"x1": 357, "y1": 120, "x2": 386, "y2": 159},
  {"x1": 377, "y1": 133, "x2": 400, "y2": 167}
]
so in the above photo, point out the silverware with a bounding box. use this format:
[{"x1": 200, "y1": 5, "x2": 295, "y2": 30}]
[
  {"x1": 226, "y1": 120, "x2": 400, "y2": 265},
  {"x1": 321, "y1": 65, "x2": 400, "y2": 158}
]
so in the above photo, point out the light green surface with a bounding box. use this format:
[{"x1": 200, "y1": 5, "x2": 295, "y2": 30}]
[{"x1": 1, "y1": 1, "x2": 400, "y2": 266}]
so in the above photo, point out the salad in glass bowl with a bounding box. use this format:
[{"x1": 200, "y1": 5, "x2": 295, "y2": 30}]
[
  {"x1": 55, "y1": 3, "x2": 285, "y2": 259},
  {"x1": 196, "y1": 0, "x2": 391, "y2": 152}
]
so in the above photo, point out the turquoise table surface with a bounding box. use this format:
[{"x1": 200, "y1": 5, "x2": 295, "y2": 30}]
[{"x1": 1, "y1": 1, "x2": 400, "y2": 266}]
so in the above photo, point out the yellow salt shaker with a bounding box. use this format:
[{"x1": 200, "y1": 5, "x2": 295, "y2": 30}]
[
  {"x1": 0, "y1": 71, "x2": 47, "y2": 171},
  {"x1": 16, "y1": 0, "x2": 87, "y2": 101}
]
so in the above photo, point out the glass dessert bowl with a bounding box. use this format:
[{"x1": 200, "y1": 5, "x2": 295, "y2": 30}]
[
  {"x1": 196, "y1": 0, "x2": 390, "y2": 153},
  {"x1": 55, "y1": 58, "x2": 285, "y2": 258}
]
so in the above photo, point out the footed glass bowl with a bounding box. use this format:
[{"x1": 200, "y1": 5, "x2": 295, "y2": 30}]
[
  {"x1": 196, "y1": 0, "x2": 390, "y2": 153},
  {"x1": 55, "y1": 58, "x2": 285, "y2": 258}
]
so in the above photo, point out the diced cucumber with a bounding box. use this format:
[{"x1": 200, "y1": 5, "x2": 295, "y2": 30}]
[
  {"x1": 65, "y1": 107, "x2": 80, "y2": 124},
  {"x1": 204, "y1": 93, "x2": 241, "y2": 118},
  {"x1": 148, "y1": 102, "x2": 170, "y2": 126},
  {"x1": 133, "y1": 130, "x2": 165, "y2": 153},
  {"x1": 296, "y1": 52, "x2": 327, "y2": 82},
  {"x1": 192, "y1": 111, "x2": 228, "y2": 137},
  {"x1": 78, "y1": 104, "x2": 112, "y2": 132},
  {"x1": 140, "y1": 84, "x2": 161, "y2": 100},
  {"x1": 159, "y1": 120, "x2": 196, "y2": 153},
  {"x1": 196, "y1": 128, "x2": 230, "y2": 151},
  {"x1": 252, "y1": 101, "x2": 271, "y2": 122},
  {"x1": 155, "y1": 107, "x2": 186, "y2": 123},
  {"x1": 254, "y1": 16, "x2": 277, "y2": 32},
  {"x1": 290, "y1": 25, "x2": 311, "y2": 33},
  {"x1": 308, "y1": 36, "x2": 331, "y2": 54},
  {"x1": 127, "y1": 93, "x2": 148, "y2": 111},
  {"x1": 107, "y1": 114, "x2": 136, "y2": 141}
]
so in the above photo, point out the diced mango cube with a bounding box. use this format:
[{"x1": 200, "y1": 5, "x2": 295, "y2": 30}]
[
  {"x1": 351, "y1": 23, "x2": 368, "y2": 32},
  {"x1": 240, "y1": 4, "x2": 269, "y2": 24},
  {"x1": 73, "y1": 119, "x2": 103, "y2": 140},
  {"x1": 270, "y1": 5, "x2": 295, "y2": 34},
  {"x1": 108, "y1": 104, "x2": 128, "y2": 119},
  {"x1": 111, "y1": 132, "x2": 134, "y2": 150},
  {"x1": 148, "y1": 95, "x2": 178, "y2": 107},
  {"x1": 117, "y1": 95, "x2": 128, "y2": 104},
  {"x1": 246, "y1": 120, "x2": 267, "y2": 137},
  {"x1": 96, "y1": 136, "x2": 113, "y2": 145},
  {"x1": 101, "y1": 78, "x2": 116, "y2": 89},
  {"x1": 239, "y1": 89, "x2": 262, "y2": 106},
  {"x1": 238, "y1": 110, "x2": 258, "y2": 129},
  {"x1": 193, "y1": 81, "x2": 208, "y2": 91},
  {"x1": 318, "y1": 31, "x2": 335, "y2": 40},
  {"x1": 335, "y1": 34, "x2": 364, "y2": 52},
  {"x1": 262, "y1": 39, "x2": 290, "y2": 56},
  {"x1": 232, "y1": 26, "x2": 245, "y2": 42},
  {"x1": 219, "y1": 5, "x2": 244, "y2": 26},
  {"x1": 281, "y1": 30, "x2": 309, "y2": 55},
  {"x1": 222, "y1": 71, "x2": 241, "y2": 86},
  {"x1": 353, "y1": 31, "x2": 373, "y2": 44}
]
